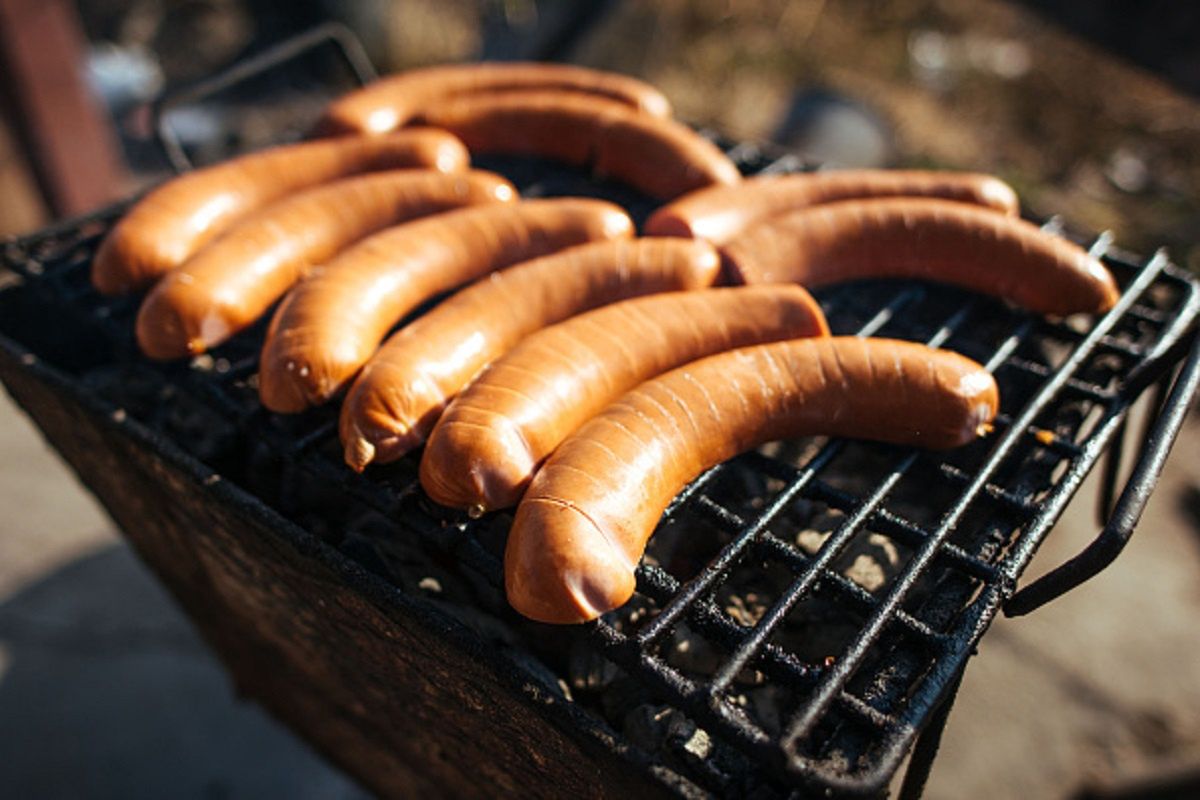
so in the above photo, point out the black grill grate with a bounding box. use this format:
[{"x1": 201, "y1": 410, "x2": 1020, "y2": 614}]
[
  {"x1": 4, "y1": 147, "x2": 1199, "y2": 796},
  {"x1": 4, "y1": 31, "x2": 1200, "y2": 795}
]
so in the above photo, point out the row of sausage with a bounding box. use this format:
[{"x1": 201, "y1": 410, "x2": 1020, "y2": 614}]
[{"x1": 92, "y1": 62, "x2": 1120, "y2": 623}]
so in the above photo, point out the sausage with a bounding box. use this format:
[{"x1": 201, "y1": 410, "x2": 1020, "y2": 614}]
[
  {"x1": 93, "y1": 130, "x2": 470, "y2": 295},
  {"x1": 507, "y1": 337, "x2": 999, "y2": 623},
  {"x1": 420, "y1": 285, "x2": 830, "y2": 512},
  {"x1": 316, "y1": 61, "x2": 672, "y2": 136},
  {"x1": 258, "y1": 198, "x2": 635, "y2": 413},
  {"x1": 643, "y1": 169, "x2": 1020, "y2": 245},
  {"x1": 418, "y1": 91, "x2": 742, "y2": 200},
  {"x1": 135, "y1": 170, "x2": 515, "y2": 360},
  {"x1": 721, "y1": 197, "x2": 1120, "y2": 315},
  {"x1": 340, "y1": 238, "x2": 722, "y2": 471}
]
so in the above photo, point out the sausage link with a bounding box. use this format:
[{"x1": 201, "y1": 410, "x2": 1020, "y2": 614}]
[
  {"x1": 340, "y1": 238, "x2": 721, "y2": 470},
  {"x1": 643, "y1": 169, "x2": 1020, "y2": 244},
  {"x1": 722, "y1": 197, "x2": 1119, "y2": 315},
  {"x1": 419, "y1": 91, "x2": 742, "y2": 200},
  {"x1": 135, "y1": 170, "x2": 514, "y2": 360},
  {"x1": 316, "y1": 61, "x2": 672, "y2": 135},
  {"x1": 508, "y1": 337, "x2": 999, "y2": 623},
  {"x1": 420, "y1": 285, "x2": 829, "y2": 512},
  {"x1": 93, "y1": 130, "x2": 469, "y2": 295},
  {"x1": 259, "y1": 198, "x2": 634, "y2": 413}
]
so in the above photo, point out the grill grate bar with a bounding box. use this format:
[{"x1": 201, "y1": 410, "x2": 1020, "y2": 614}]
[
  {"x1": 753, "y1": 533, "x2": 946, "y2": 643},
  {"x1": 781, "y1": 247, "x2": 1171, "y2": 751},
  {"x1": 935, "y1": 461, "x2": 1043, "y2": 514},
  {"x1": 634, "y1": 445, "x2": 840, "y2": 647},
  {"x1": 633, "y1": 285, "x2": 940, "y2": 648},
  {"x1": 5, "y1": 122, "x2": 1198, "y2": 798},
  {"x1": 708, "y1": 453, "x2": 919, "y2": 694},
  {"x1": 735, "y1": 457, "x2": 999, "y2": 581},
  {"x1": 1001, "y1": 357, "x2": 1115, "y2": 403}
]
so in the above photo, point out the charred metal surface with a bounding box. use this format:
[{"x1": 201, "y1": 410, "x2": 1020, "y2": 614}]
[{"x1": 0, "y1": 335, "x2": 683, "y2": 800}]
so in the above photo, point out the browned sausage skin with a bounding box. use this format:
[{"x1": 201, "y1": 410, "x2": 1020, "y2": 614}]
[
  {"x1": 643, "y1": 169, "x2": 1020, "y2": 244},
  {"x1": 721, "y1": 197, "x2": 1119, "y2": 315},
  {"x1": 419, "y1": 91, "x2": 742, "y2": 200},
  {"x1": 258, "y1": 198, "x2": 635, "y2": 414},
  {"x1": 135, "y1": 170, "x2": 515, "y2": 360},
  {"x1": 340, "y1": 238, "x2": 722, "y2": 471},
  {"x1": 507, "y1": 337, "x2": 1000, "y2": 624},
  {"x1": 316, "y1": 61, "x2": 672, "y2": 136},
  {"x1": 419, "y1": 285, "x2": 829, "y2": 512},
  {"x1": 93, "y1": 130, "x2": 470, "y2": 295}
]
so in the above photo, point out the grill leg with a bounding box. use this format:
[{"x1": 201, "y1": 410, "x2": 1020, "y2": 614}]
[{"x1": 897, "y1": 668, "x2": 965, "y2": 800}]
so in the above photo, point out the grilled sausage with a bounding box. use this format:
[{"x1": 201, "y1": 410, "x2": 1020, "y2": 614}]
[
  {"x1": 420, "y1": 285, "x2": 829, "y2": 512},
  {"x1": 507, "y1": 337, "x2": 999, "y2": 623},
  {"x1": 722, "y1": 197, "x2": 1119, "y2": 315},
  {"x1": 135, "y1": 170, "x2": 515, "y2": 360},
  {"x1": 340, "y1": 238, "x2": 722, "y2": 471},
  {"x1": 643, "y1": 169, "x2": 1020, "y2": 244},
  {"x1": 258, "y1": 198, "x2": 635, "y2": 413},
  {"x1": 316, "y1": 61, "x2": 672, "y2": 136},
  {"x1": 419, "y1": 91, "x2": 742, "y2": 200},
  {"x1": 93, "y1": 130, "x2": 470, "y2": 295}
]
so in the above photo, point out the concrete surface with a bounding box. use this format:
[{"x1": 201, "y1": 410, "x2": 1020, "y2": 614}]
[
  {"x1": 2, "y1": 369, "x2": 1199, "y2": 798},
  {"x1": 0, "y1": 392, "x2": 369, "y2": 799}
]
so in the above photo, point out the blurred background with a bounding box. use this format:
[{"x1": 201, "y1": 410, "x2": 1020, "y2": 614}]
[{"x1": 1, "y1": 1, "x2": 1198, "y2": 798}]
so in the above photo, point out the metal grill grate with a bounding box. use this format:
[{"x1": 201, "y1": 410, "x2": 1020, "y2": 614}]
[
  {"x1": 3, "y1": 29, "x2": 1200, "y2": 796},
  {"x1": 4, "y1": 146, "x2": 1199, "y2": 796}
]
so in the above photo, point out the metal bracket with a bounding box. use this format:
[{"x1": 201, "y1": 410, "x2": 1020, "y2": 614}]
[
  {"x1": 1005, "y1": 326, "x2": 1200, "y2": 616},
  {"x1": 150, "y1": 22, "x2": 377, "y2": 174}
]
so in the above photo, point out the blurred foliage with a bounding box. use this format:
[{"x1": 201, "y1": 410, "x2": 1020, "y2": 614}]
[
  {"x1": 573, "y1": 0, "x2": 1200, "y2": 268},
  {"x1": 76, "y1": 0, "x2": 1200, "y2": 268}
]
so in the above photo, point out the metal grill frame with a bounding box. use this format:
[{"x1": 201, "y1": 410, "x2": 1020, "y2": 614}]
[{"x1": 3, "y1": 28, "x2": 1200, "y2": 798}]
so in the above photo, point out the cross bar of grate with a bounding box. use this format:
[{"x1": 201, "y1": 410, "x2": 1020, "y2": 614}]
[
  {"x1": 632, "y1": 287, "x2": 927, "y2": 647},
  {"x1": 781, "y1": 245, "x2": 1168, "y2": 751},
  {"x1": 708, "y1": 453, "x2": 921, "y2": 694}
]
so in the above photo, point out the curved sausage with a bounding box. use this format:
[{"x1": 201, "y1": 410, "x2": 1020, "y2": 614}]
[
  {"x1": 135, "y1": 170, "x2": 515, "y2": 360},
  {"x1": 507, "y1": 337, "x2": 1000, "y2": 623},
  {"x1": 643, "y1": 169, "x2": 1020, "y2": 244},
  {"x1": 420, "y1": 285, "x2": 830, "y2": 512},
  {"x1": 419, "y1": 91, "x2": 742, "y2": 200},
  {"x1": 340, "y1": 238, "x2": 722, "y2": 471},
  {"x1": 93, "y1": 130, "x2": 470, "y2": 295},
  {"x1": 316, "y1": 61, "x2": 672, "y2": 136},
  {"x1": 721, "y1": 197, "x2": 1120, "y2": 315},
  {"x1": 258, "y1": 198, "x2": 634, "y2": 413}
]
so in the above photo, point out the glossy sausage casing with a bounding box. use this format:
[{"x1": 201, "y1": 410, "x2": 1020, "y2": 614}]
[
  {"x1": 135, "y1": 169, "x2": 515, "y2": 360},
  {"x1": 339, "y1": 237, "x2": 722, "y2": 470},
  {"x1": 316, "y1": 61, "x2": 672, "y2": 135},
  {"x1": 643, "y1": 169, "x2": 1020, "y2": 245},
  {"x1": 93, "y1": 130, "x2": 469, "y2": 295},
  {"x1": 722, "y1": 197, "x2": 1119, "y2": 315},
  {"x1": 258, "y1": 198, "x2": 635, "y2": 413},
  {"x1": 508, "y1": 337, "x2": 1000, "y2": 623},
  {"x1": 419, "y1": 285, "x2": 829, "y2": 512},
  {"x1": 420, "y1": 91, "x2": 742, "y2": 200}
]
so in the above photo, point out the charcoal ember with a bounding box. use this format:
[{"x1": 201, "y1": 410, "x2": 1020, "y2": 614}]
[
  {"x1": 743, "y1": 684, "x2": 793, "y2": 737},
  {"x1": 663, "y1": 622, "x2": 725, "y2": 679},
  {"x1": 600, "y1": 675, "x2": 655, "y2": 725},
  {"x1": 623, "y1": 704, "x2": 693, "y2": 754},
  {"x1": 567, "y1": 638, "x2": 621, "y2": 693}
]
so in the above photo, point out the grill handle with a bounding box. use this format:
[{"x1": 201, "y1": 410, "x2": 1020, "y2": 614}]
[{"x1": 1005, "y1": 327, "x2": 1200, "y2": 616}]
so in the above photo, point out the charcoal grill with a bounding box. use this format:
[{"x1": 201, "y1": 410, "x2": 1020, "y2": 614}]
[{"x1": 3, "y1": 26, "x2": 1200, "y2": 799}]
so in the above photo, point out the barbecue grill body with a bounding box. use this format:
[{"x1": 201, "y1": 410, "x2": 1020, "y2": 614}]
[{"x1": 0, "y1": 332, "x2": 685, "y2": 799}]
